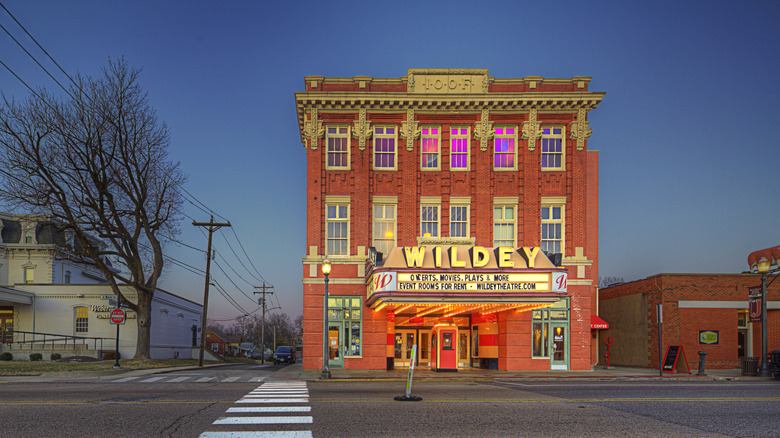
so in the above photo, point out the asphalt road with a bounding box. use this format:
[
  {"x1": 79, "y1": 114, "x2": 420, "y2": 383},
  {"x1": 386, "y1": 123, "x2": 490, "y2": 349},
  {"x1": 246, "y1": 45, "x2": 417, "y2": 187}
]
[{"x1": 0, "y1": 366, "x2": 778, "y2": 438}]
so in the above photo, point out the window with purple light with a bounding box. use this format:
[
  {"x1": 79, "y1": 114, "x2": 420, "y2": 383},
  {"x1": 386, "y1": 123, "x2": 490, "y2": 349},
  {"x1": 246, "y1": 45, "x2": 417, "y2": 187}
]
[
  {"x1": 450, "y1": 127, "x2": 470, "y2": 170},
  {"x1": 493, "y1": 126, "x2": 517, "y2": 169},
  {"x1": 326, "y1": 126, "x2": 350, "y2": 169},
  {"x1": 541, "y1": 127, "x2": 564, "y2": 170},
  {"x1": 374, "y1": 126, "x2": 397, "y2": 170},
  {"x1": 421, "y1": 127, "x2": 440, "y2": 170}
]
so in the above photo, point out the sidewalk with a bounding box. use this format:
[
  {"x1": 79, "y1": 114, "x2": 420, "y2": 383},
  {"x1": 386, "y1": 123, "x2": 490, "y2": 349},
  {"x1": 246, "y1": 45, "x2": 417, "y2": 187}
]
[{"x1": 275, "y1": 362, "x2": 774, "y2": 382}]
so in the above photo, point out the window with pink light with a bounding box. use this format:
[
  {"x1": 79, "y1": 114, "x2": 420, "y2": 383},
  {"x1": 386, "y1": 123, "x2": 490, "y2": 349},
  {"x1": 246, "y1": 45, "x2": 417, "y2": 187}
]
[
  {"x1": 450, "y1": 127, "x2": 470, "y2": 170},
  {"x1": 421, "y1": 127, "x2": 440, "y2": 170},
  {"x1": 493, "y1": 127, "x2": 517, "y2": 169}
]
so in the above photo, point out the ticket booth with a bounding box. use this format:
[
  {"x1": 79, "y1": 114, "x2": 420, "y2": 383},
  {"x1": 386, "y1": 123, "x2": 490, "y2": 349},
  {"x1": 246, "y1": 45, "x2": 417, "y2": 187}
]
[{"x1": 430, "y1": 319, "x2": 458, "y2": 372}]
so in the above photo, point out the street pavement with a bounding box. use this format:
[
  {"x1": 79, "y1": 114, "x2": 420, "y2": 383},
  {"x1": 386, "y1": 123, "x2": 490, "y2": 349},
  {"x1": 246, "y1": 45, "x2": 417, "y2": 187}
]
[{"x1": 3, "y1": 360, "x2": 770, "y2": 383}]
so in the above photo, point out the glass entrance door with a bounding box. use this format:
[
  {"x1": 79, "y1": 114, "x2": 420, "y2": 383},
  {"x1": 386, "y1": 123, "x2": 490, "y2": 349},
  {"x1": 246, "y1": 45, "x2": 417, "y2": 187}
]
[
  {"x1": 458, "y1": 329, "x2": 470, "y2": 368},
  {"x1": 394, "y1": 329, "x2": 416, "y2": 367},
  {"x1": 0, "y1": 309, "x2": 13, "y2": 343},
  {"x1": 550, "y1": 324, "x2": 568, "y2": 370},
  {"x1": 328, "y1": 324, "x2": 343, "y2": 369},
  {"x1": 418, "y1": 330, "x2": 430, "y2": 366}
]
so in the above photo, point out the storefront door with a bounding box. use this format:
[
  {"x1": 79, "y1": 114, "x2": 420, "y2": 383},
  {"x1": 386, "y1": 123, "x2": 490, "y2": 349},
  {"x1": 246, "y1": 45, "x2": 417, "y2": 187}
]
[
  {"x1": 418, "y1": 330, "x2": 430, "y2": 366},
  {"x1": 328, "y1": 323, "x2": 343, "y2": 369},
  {"x1": 394, "y1": 329, "x2": 416, "y2": 367},
  {"x1": 550, "y1": 324, "x2": 568, "y2": 370},
  {"x1": 458, "y1": 329, "x2": 470, "y2": 368}
]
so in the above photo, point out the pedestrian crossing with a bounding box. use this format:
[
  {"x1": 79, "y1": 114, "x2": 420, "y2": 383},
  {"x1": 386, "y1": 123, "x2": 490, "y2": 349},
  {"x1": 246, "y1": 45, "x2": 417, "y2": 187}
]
[
  {"x1": 199, "y1": 381, "x2": 312, "y2": 437},
  {"x1": 110, "y1": 375, "x2": 268, "y2": 384}
]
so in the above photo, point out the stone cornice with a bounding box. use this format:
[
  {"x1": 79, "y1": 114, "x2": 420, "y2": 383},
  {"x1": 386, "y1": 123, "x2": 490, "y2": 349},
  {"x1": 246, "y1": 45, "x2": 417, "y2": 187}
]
[{"x1": 295, "y1": 91, "x2": 604, "y2": 147}]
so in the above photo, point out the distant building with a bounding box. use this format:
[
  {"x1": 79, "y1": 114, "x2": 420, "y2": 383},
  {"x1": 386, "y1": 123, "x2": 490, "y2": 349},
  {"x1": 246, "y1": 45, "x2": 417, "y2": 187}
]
[
  {"x1": 295, "y1": 69, "x2": 604, "y2": 371},
  {"x1": 599, "y1": 273, "x2": 779, "y2": 370},
  {"x1": 0, "y1": 213, "x2": 202, "y2": 359}
]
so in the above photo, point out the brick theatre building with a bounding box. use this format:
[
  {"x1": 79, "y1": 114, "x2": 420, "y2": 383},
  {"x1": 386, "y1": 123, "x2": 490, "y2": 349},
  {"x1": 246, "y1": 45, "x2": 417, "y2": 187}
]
[{"x1": 295, "y1": 69, "x2": 604, "y2": 371}]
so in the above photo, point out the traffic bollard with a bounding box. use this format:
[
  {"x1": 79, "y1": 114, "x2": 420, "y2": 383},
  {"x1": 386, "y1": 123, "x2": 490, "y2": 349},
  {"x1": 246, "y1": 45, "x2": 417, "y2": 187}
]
[{"x1": 697, "y1": 351, "x2": 707, "y2": 376}]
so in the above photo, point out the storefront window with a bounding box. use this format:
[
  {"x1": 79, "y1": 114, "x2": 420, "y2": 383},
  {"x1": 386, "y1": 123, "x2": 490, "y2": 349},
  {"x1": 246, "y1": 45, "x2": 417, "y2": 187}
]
[{"x1": 327, "y1": 296, "x2": 363, "y2": 357}]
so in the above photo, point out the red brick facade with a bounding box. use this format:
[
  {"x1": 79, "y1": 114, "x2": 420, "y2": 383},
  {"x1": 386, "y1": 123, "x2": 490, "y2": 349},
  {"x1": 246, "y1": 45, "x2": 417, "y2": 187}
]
[
  {"x1": 296, "y1": 69, "x2": 603, "y2": 371},
  {"x1": 599, "y1": 274, "x2": 780, "y2": 370}
]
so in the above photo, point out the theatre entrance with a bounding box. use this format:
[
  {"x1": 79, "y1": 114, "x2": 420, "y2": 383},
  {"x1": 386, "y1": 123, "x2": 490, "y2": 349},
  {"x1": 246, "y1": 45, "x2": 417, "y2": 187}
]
[{"x1": 394, "y1": 328, "x2": 432, "y2": 368}]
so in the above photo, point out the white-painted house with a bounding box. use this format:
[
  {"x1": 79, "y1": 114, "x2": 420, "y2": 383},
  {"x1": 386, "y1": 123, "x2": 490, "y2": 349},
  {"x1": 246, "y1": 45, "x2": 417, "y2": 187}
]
[{"x1": 0, "y1": 213, "x2": 203, "y2": 360}]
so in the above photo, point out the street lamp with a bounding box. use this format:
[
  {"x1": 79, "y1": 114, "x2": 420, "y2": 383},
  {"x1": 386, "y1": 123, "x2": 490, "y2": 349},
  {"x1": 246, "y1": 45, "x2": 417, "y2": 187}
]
[
  {"x1": 322, "y1": 259, "x2": 331, "y2": 380},
  {"x1": 757, "y1": 257, "x2": 771, "y2": 377}
]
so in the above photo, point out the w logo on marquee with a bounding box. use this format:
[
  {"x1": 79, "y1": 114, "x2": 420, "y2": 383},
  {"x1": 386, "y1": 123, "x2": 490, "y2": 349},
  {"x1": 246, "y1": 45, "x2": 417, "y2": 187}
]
[{"x1": 373, "y1": 272, "x2": 396, "y2": 293}]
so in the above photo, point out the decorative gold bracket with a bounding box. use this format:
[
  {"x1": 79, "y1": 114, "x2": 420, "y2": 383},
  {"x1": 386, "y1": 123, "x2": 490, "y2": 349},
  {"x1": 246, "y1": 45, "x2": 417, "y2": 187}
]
[
  {"x1": 569, "y1": 108, "x2": 592, "y2": 150},
  {"x1": 473, "y1": 108, "x2": 494, "y2": 151},
  {"x1": 352, "y1": 107, "x2": 372, "y2": 151},
  {"x1": 303, "y1": 107, "x2": 324, "y2": 150},
  {"x1": 522, "y1": 108, "x2": 542, "y2": 151},
  {"x1": 400, "y1": 108, "x2": 420, "y2": 151}
]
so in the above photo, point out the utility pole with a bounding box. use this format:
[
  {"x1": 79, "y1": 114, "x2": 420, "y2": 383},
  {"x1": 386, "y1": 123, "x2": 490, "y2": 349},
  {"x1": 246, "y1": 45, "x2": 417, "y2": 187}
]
[
  {"x1": 254, "y1": 283, "x2": 274, "y2": 364},
  {"x1": 193, "y1": 215, "x2": 231, "y2": 367}
]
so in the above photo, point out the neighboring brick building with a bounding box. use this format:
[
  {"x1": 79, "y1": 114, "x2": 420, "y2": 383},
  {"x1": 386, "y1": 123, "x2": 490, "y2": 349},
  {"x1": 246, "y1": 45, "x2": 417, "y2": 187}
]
[
  {"x1": 599, "y1": 273, "x2": 780, "y2": 370},
  {"x1": 295, "y1": 69, "x2": 604, "y2": 371}
]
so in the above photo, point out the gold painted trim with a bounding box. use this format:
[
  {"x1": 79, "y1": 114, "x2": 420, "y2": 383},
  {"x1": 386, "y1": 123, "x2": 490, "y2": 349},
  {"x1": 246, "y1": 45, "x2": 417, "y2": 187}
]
[
  {"x1": 324, "y1": 195, "x2": 351, "y2": 203},
  {"x1": 493, "y1": 197, "x2": 519, "y2": 205},
  {"x1": 449, "y1": 197, "x2": 471, "y2": 205},
  {"x1": 372, "y1": 196, "x2": 398, "y2": 204},
  {"x1": 420, "y1": 196, "x2": 442, "y2": 204}
]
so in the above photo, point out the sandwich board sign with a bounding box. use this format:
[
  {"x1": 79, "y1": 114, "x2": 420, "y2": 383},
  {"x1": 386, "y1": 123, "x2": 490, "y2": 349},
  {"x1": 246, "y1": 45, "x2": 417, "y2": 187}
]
[{"x1": 662, "y1": 345, "x2": 691, "y2": 375}]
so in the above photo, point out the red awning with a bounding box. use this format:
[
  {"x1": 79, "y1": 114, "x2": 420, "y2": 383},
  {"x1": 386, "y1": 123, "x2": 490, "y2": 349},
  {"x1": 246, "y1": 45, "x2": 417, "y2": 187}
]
[
  {"x1": 591, "y1": 314, "x2": 609, "y2": 329},
  {"x1": 747, "y1": 245, "x2": 780, "y2": 272}
]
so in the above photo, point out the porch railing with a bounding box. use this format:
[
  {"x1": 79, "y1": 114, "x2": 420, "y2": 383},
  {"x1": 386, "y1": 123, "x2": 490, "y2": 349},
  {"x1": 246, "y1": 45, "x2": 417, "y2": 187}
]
[{"x1": 3, "y1": 330, "x2": 114, "y2": 354}]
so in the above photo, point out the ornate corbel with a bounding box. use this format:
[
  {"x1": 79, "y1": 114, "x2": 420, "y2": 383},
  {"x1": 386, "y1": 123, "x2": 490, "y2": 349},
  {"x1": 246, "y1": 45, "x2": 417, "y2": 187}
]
[
  {"x1": 352, "y1": 107, "x2": 372, "y2": 151},
  {"x1": 473, "y1": 108, "x2": 494, "y2": 151},
  {"x1": 303, "y1": 107, "x2": 324, "y2": 150},
  {"x1": 569, "y1": 107, "x2": 592, "y2": 150},
  {"x1": 400, "y1": 108, "x2": 420, "y2": 151},
  {"x1": 522, "y1": 108, "x2": 542, "y2": 151}
]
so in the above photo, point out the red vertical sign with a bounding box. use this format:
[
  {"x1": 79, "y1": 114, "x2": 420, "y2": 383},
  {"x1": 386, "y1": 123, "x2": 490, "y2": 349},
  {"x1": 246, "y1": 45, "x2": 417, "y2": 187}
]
[{"x1": 748, "y1": 285, "x2": 762, "y2": 323}]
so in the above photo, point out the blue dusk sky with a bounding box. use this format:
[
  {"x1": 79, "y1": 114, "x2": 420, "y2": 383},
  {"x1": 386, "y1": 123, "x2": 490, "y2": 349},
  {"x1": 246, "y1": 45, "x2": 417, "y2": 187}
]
[{"x1": 1, "y1": 1, "x2": 778, "y2": 322}]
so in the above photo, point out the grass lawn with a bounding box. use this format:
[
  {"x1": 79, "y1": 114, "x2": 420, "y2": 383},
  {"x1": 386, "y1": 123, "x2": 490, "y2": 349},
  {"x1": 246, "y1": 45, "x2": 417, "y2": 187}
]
[{"x1": 0, "y1": 358, "x2": 222, "y2": 376}]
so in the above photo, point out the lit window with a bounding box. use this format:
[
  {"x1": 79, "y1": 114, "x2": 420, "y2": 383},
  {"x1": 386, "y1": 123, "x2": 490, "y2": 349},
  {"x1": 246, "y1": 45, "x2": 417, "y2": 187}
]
[
  {"x1": 450, "y1": 127, "x2": 470, "y2": 170},
  {"x1": 493, "y1": 206, "x2": 516, "y2": 247},
  {"x1": 493, "y1": 127, "x2": 517, "y2": 169},
  {"x1": 532, "y1": 299, "x2": 569, "y2": 358},
  {"x1": 326, "y1": 204, "x2": 349, "y2": 256},
  {"x1": 541, "y1": 205, "x2": 564, "y2": 255},
  {"x1": 420, "y1": 205, "x2": 440, "y2": 238},
  {"x1": 421, "y1": 127, "x2": 440, "y2": 170},
  {"x1": 450, "y1": 205, "x2": 469, "y2": 238},
  {"x1": 541, "y1": 127, "x2": 564, "y2": 170},
  {"x1": 373, "y1": 126, "x2": 397, "y2": 170},
  {"x1": 75, "y1": 307, "x2": 88, "y2": 333},
  {"x1": 24, "y1": 267, "x2": 34, "y2": 284},
  {"x1": 326, "y1": 126, "x2": 350, "y2": 169},
  {"x1": 372, "y1": 204, "x2": 396, "y2": 256}
]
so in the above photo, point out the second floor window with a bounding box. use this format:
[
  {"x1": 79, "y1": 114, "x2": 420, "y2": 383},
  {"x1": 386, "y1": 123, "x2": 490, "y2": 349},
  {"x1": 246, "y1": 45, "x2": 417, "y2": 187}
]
[
  {"x1": 24, "y1": 267, "x2": 34, "y2": 284},
  {"x1": 374, "y1": 126, "x2": 397, "y2": 170},
  {"x1": 450, "y1": 205, "x2": 469, "y2": 238},
  {"x1": 372, "y1": 204, "x2": 396, "y2": 256},
  {"x1": 64, "y1": 270, "x2": 71, "y2": 284},
  {"x1": 421, "y1": 205, "x2": 439, "y2": 238},
  {"x1": 326, "y1": 204, "x2": 349, "y2": 256},
  {"x1": 493, "y1": 206, "x2": 516, "y2": 247},
  {"x1": 421, "y1": 127, "x2": 440, "y2": 170},
  {"x1": 541, "y1": 205, "x2": 564, "y2": 254},
  {"x1": 494, "y1": 127, "x2": 517, "y2": 169},
  {"x1": 326, "y1": 126, "x2": 350, "y2": 169},
  {"x1": 450, "y1": 127, "x2": 470, "y2": 170}
]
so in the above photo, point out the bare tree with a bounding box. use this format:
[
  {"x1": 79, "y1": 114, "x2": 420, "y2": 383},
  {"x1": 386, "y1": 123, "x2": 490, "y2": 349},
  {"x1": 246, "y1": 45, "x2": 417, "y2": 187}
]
[{"x1": 0, "y1": 58, "x2": 185, "y2": 359}]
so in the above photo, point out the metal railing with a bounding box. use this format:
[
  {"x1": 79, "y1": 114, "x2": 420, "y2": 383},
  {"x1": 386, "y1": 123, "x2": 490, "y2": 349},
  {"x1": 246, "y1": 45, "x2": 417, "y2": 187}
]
[{"x1": 4, "y1": 330, "x2": 114, "y2": 353}]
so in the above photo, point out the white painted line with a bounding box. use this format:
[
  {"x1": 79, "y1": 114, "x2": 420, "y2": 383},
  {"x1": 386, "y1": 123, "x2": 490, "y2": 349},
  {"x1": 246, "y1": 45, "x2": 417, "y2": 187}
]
[
  {"x1": 249, "y1": 390, "x2": 308, "y2": 394},
  {"x1": 195, "y1": 377, "x2": 216, "y2": 382},
  {"x1": 111, "y1": 376, "x2": 140, "y2": 383},
  {"x1": 139, "y1": 376, "x2": 167, "y2": 383},
  {"x1": 199, "y1": 431, "x2": 312, "y2": 438},
  {"x1": 168, "y1": 376, "x2": 191, "y2": 383},
  {"x1": 226, "y1": 406, "x2": 311, "y2": 413},
  {"x1": 236, "y1": 398, "x2": 309, "y2": 403},
  {"x1": 221, "y1": 376, "x2": 241, "y2": 382},
  {"x1": 213, "y1": 416, "x2": 313, "y2": 425},
  {"x1": 243, "y1": 394, "x2": 309, "y2": 398},
  {"x1": 249, "y1": 377, "x2": 266, "y2": 382}
]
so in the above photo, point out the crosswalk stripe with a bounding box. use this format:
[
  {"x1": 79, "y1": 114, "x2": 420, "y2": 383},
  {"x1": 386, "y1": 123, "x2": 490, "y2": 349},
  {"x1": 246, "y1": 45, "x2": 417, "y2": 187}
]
[
  {"x1": 200, "y1": 432, "x2": 312, "y2": 438},
  {"x1": 195, "y1": 377, "x2": 216, "y2": 382},
  {"x1": 221, "y1": 376, "x2": 241, "y2": 382},
  {"x1": 249, "y1": 377, "x2": 266, "y2": 382},
  {"x1": 243, "y1": 394, "x2": 308, "y2": 398},
  {"x1": 226, "y1": 407, "x2": 311, "y2": 413},
  {"x1": 167, "y1": 376, "x2": 191, "y2": 383},
  {"x1": 139, "y1": 376, "x2": 167, "y2": 383},
  {"x1": 249, "y1": 391, "x2": 308, "y2": 394},
  {"x1": 235, "y1": 398, "x2": 309, "y2": 404},
  {"x1": 111, "y1": 376, "x2": 140, "y2": 383},
  {"x1": 213, "y1": 416, "x2": 313, "y2": 425}
]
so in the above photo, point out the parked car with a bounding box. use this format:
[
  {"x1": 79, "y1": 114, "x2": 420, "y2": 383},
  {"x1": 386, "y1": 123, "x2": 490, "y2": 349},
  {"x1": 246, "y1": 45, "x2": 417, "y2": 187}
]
[{"x1": 273, "y1": 346, "x2": 296, "y2": 365}]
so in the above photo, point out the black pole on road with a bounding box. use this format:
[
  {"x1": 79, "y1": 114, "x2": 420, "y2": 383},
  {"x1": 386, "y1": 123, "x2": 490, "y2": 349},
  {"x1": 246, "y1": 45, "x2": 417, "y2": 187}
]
[{"x1": 114, "y1": 321, "x2": 120, "y2": 368}]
